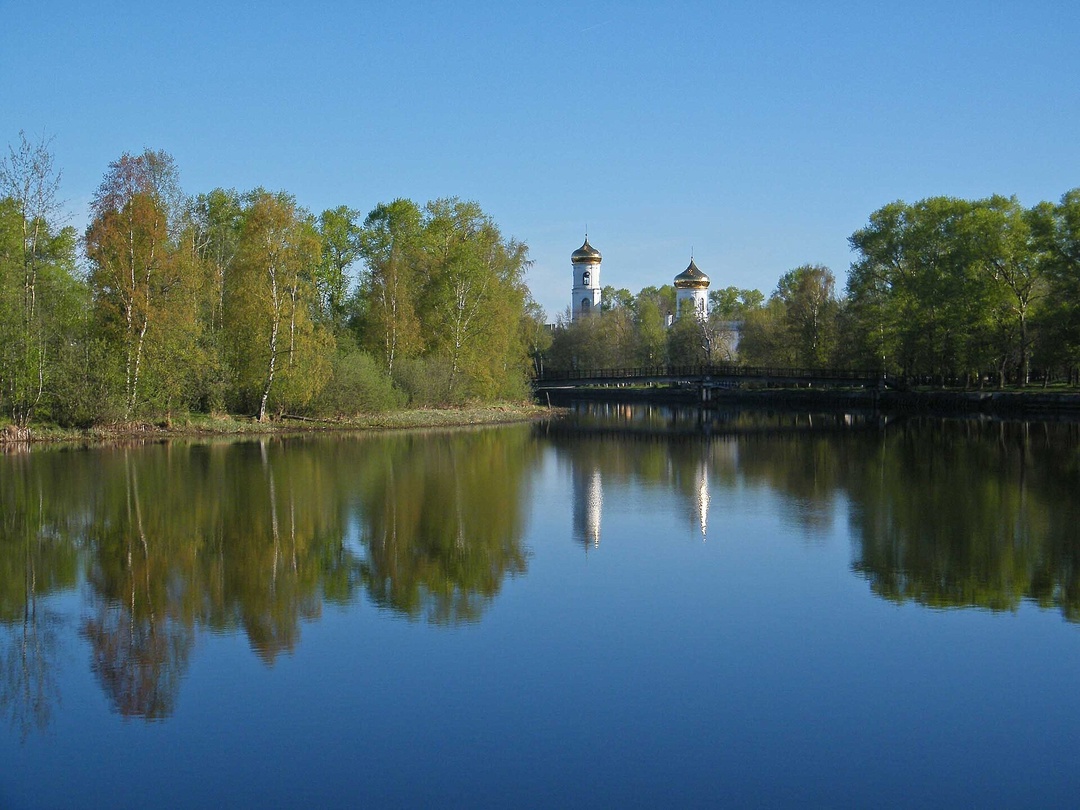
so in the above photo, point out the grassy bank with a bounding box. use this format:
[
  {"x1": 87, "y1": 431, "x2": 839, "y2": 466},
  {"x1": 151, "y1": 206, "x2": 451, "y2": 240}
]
[{"x1": 0, "y1": 403, "x2": 560, "y2": 445}]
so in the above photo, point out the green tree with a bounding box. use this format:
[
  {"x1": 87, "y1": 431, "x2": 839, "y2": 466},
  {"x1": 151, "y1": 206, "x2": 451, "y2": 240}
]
[
  {"x1": 634, "y1": 285, "x2": 676, "y2": 365},
  {"x1": 0, "y1": 133, "x2": 81, "y2": 426},
  {"x1": 186, "y1": 188, "x2": 244, "y2": 409},
  {"x1": 417, "y1": 198, "x2": 531, "y2": 398},
  {"x1": 357, "y1": 199, "x2": 424, "y2": 376},
  {"x1": 316, "y1": 205, "x2": 362, "y2": 332},
  {"x1": 964, "y1": 196, "x2": 1049, "y2": 386},
  {"x1": 774, "y1": 264, "x2": 839, "y2": 366},
  {"x1": 601, "y1": 285, "x2": 634, "y2": 312},
  {"x1": 738, "y1": 297, "x2": 792, "y2": 366},
  {"x1": 847, "y1": 197, "x2": 998, "y2": 381},
  {"x1": 85, "y1": 150, "x2": 198, "y2": 418},
  {"x1": 708, "y1": 286, "x2": 763, "y2": 321},
  {"x1": 224, "y1": 190, "x2": 332, "y2": 420},
  {"x1": 1036, "y1": 189, "x2": 1080, "y2": 381},
  {"x1": 521, "y1": 295, "x2": 552, "y2": 377},
  {"x1": 666, "y1": 309, "x2": 710, "y2": 365}
]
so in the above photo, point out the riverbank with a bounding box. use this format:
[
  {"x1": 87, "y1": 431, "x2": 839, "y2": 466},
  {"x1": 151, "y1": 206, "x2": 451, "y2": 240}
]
[{"x1": 0, "y1": 403, "x2": 560, "y2": 445}]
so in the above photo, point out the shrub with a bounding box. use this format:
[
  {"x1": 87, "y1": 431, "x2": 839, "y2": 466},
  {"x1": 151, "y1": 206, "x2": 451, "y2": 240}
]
[{"x1": 314, "y1": 349, "x2": 403, "y2": 415}]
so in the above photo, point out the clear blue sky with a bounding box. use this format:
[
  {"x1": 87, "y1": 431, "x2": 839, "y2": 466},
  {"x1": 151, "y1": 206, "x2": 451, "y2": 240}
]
[{"x1": 3, "y1": 0, "x2": 1077, "y2": 318}]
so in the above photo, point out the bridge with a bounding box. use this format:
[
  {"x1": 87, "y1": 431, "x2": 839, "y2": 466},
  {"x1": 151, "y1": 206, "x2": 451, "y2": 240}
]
[{"x1": 533, "y1": 364, "x2": 885, "y2": 400}]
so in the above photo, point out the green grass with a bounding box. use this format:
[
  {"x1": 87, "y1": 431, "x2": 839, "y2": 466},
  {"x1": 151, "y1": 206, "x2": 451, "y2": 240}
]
[{"x1": 0, "y1": 403, "x2": 561, "y2": 445}]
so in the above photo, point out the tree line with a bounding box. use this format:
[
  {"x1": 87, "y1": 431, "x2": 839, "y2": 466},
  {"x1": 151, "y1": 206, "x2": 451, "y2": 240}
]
[
  {"x1": 548, "y1": 190, "x2": 1080, "y2": 387},
  {"x1": 0, "y1": 134, "x2": 542, "y2": 427}
]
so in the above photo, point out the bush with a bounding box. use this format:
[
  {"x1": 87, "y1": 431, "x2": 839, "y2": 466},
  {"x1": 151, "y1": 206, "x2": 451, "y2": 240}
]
[
  {"x1": 48, "y1": 338, "x2": 125, "y2": 427},
  {"x1": 314, "y1": 349, "x2": 403, "y2": 415},
  {"x1": 392, "y1": 357, "x2": 462, "y2": 407}
]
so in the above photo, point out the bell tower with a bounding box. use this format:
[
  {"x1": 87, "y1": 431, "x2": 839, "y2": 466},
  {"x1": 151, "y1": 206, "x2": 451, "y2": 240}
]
[
  {"x1": 571, "y1": 236, "x2": 602, "y2": 321},
  {"x1": 674, "y1": 257, "x2": 710, "y2": 320}
]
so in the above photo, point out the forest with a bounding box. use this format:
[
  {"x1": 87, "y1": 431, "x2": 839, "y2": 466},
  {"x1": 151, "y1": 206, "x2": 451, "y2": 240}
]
[
  {"x1": 3, "y1": 130, "x2": 1080, "y2": 429},
  {"x1": 0, "y1": 135, "x2": 544, "y2": 428},
  {"x1": 549, "y1": 190, "x2": 1080, "y2": 389}
]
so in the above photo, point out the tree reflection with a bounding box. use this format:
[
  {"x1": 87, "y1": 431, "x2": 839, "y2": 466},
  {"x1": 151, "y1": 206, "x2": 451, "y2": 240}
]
[
  {"x1": 352, "y1": 430, "x2": 534, "y2": 624},
  {"x1": 0, "y1": 453, "x2": 78, "y2": 737},
  {"x1": 0, "y1": 426, "x2": 537, "y2": 723},
  {"x1": 847, "y1": 420, "x2": 1080, "y2": 620}
]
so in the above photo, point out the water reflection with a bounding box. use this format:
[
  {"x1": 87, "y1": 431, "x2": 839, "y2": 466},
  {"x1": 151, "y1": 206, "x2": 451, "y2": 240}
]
[
  {"x1": 0, "y1": 428, "x2": 538, "y2": 722},
  {"x1": 0, "y1": 452, "x2": 79, "y2": 737},
  {"x1": 355, "y1": 431, "x2": 532, "y2": 624},
  {"x1": 3, "y1": 409, "x2": 1080, "y2": 731},
  {"x1": 551, "y1": 404, "x2": 1080, "y2": 618}
]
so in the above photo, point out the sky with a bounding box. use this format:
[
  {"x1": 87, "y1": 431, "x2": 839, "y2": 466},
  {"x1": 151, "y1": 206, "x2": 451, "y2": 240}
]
[{"x1": 3, "y1": 0, "x2": 1078, "y2": 319}]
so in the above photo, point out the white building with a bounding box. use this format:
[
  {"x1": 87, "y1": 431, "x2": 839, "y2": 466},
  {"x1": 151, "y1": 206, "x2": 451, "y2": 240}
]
[
  {"x1": 571, "y1": 237, "x2": 602, "y2": 321},
  {"x1": 674, "y1": 257, "x2": 710, "y2": 320}
]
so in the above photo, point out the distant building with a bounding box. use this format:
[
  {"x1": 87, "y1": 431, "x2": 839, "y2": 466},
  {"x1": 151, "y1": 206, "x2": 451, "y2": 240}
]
[
  {"x1": 674, "y1": 257, "x2": 710, "y2": 320},
  {"x1": 570, "y1": 236, "x2": 602, "y2": 321},
  {"x1": 567, "y1": 237, "x2": 719, "y2": 332}
]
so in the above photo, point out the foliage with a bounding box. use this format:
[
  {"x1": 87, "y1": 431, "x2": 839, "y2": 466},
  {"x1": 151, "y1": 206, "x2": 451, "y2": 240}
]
[
  {"x1": 355, "y1": 196, "x2": 535, "y2": 402},
  {"x1": 85, "y1": 149, "x2": 197, "y2": 417},
  {"x1": 223, "y1": 190, "x2": 333, "y2": 419},
  {"x1": 11, "y1": 132, "x2": 1080, "y2": 428},
  {"x1": 314, "y1": 345, "x2": 404, "y2": 414},
  {"x1": 0, "y1": 133, "x2": 83, "y2": 425},
  {"x1": 845, "y1": 194, "x2": 1071, "y2": 383},
  {"x1": 316, "y1": 205, "x2": 362, "y2": 331}
]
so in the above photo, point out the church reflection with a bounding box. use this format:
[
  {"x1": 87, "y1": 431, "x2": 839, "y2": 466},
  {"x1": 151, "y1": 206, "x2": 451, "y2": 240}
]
[
  {"x1": 562, "y1": 420, "x2": 719, "y2": 550},
  {"x1": 572, "y1": 465, "x2": 603, "y2": 549}
]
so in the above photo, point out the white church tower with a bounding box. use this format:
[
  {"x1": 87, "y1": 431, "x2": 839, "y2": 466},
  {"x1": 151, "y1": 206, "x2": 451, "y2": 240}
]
[
  {"x1": 674, "y1": 257, "x2": 710, "y2": 320},
  {"x1": 571, "y1": 236, "x2": 602, "y2": 321}
]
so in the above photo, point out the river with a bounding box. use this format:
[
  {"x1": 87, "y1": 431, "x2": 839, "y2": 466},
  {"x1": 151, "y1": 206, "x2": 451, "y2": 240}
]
[{"x1": 2, "y1": 403, "x2": 1080, "y2": 807}]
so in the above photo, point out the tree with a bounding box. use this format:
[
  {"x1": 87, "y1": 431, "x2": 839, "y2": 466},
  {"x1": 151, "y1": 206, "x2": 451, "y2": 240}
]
[
  {"x1": 964, "y1": 196, "x2": 1049, "y2": 385},
  {"x1": 0, "y1": 132, "x2": 80, "y2": 426},
  {"x1": 189, "y1": 188, "x2": 243, "y2": 336},
  {"x1": 415, "y1": 198, "x2": 531, "y2": 399},
  {"x1": 708, "y1": 286, "x2": 763, "y2": 321},
  {"x1": 847, "y1": 197, "x2": 998, "y2": 381},
  {"x1": 521, "y1": 295, "x2": 552, "y2": 377},
  {"x1": 186, "y1": 188, "x2": 244, "y2": 410},
  {"x1": 774, "y1": 264, "x2": 839, "y2": 366},
  {"x1": 666, "y1": 309, "x2": 709, "y2": 365},
  {"x1": 316, "y1": 205, "x2": 362, "y2": 332},
  {"x1": 85, "y1": 150, "x2": 192, "y2": 418},
  {"x1": 601, "y1": 285, "x2": 634, "y2": 312},
  {"x1": 1035, "y1": 189, "x2": 1080, "y2": 381},
  {"x1": 224, "y1": 190, "x2": 332, "y2": 420},
  {"x1": 738, "y1": 297, "x2": 791, "y2": 366},
  {"x1": 357, "y1": 199, "x2": 424, "y2": 376},
  {"x1": 634, "y1": 285, "x2": 676, "y2": 365}
]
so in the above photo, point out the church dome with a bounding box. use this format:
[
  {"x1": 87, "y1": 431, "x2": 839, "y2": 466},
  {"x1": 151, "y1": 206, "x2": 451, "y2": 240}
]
[
  {"x1": 673, "y1": 258, "x2": 709, "y2": 289},
  {"x1": 571, "y1": 238, "x2": 602, "y2": 264}
]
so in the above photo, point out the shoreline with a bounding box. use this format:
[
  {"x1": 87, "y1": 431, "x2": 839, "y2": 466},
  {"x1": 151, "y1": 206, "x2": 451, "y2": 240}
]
[{"x1": 0, "y1": 403, "x2": 562, "y2": 447}]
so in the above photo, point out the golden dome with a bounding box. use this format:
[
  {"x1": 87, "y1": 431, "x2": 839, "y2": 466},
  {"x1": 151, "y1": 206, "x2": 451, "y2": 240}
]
[
  {"x1": 571, "y1": 237, "x2": 602, "y2": 264},
  {"x1": 673, "y1": 258, "x2": 710, "y2": 289}
]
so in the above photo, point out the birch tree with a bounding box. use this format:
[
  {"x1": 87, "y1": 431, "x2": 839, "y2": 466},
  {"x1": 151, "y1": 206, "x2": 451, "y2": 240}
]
[
  {"x1": 225, "y1": 190, "x2": 330, "y2": 420},
  {"x1": 357, "y1": 199, "x2": 423, "y2": 376},
  {"x1": 0, "y1": 132, "x2": 79, "y2": 426},
  {"x1": 418, "y1": 198, "x2": 529, "y2": 398},
  {"x1": 85, "y1": 150, "x2": 185, "y2": 418}
]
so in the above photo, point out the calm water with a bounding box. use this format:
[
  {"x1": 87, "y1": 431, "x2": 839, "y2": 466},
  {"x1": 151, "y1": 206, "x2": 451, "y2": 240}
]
[{"x1": 3, "y1": 405, "x2": 1080, "y2": 808}]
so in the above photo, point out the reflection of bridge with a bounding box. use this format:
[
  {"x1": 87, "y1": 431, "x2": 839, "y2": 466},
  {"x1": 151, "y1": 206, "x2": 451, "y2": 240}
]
[{"x1": 534, "y1": 365, "x2": 884, "y2": 399}]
